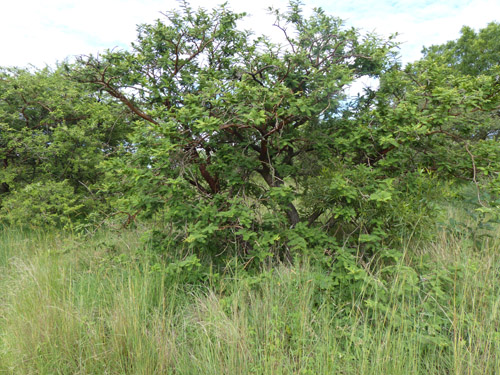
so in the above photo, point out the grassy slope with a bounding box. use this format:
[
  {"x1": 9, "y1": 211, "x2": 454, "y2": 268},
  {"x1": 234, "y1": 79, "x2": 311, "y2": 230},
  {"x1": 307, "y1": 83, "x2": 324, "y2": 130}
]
[{"x1": 0, "y1": 214, "x2": 499, "y2": 374}]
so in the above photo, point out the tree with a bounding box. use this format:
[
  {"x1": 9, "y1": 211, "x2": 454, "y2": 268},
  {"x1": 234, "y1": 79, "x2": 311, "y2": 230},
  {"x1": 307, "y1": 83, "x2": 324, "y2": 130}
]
[
  {"x1": 416, "y1": 23, "x2": 500, "y2": 195},
  {"x1": 420, "y1": 23, "x2": 500, "y2": 151},
  {"x1": 71, "y1": 2, "x2": 500, "y2": 259},
  {"x1": 0, "y1": 66, "x2": 132, "y2": 226},
  {"x1": 423, "y1": 22, "x2": 500, "y2": 77}
]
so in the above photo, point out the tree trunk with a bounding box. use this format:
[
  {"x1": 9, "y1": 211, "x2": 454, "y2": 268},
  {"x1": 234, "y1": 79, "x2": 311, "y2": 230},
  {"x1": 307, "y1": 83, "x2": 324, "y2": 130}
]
[{"x1": 286, "y1": 203, "x2": 300, "y2": 227}]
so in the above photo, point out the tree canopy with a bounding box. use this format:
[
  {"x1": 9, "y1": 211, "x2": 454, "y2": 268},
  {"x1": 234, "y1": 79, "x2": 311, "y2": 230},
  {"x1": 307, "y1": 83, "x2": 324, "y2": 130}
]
[
  {"x1": 1, "y1": 2, "x2": 499, "y2": 262},
  {"x1": 0, "y1": 67, "x2": 133, "y2": 226}
]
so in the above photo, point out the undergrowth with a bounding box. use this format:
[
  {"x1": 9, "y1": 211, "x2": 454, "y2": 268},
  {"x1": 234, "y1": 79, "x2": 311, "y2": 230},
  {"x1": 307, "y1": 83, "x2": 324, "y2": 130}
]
[{"x1": 0, "y1": 208, "x2": 499, "y2": 374}]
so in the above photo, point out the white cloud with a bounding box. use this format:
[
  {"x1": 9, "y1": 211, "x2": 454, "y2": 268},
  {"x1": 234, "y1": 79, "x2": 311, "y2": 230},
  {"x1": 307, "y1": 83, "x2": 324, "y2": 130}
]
[
  {"x1": 1, "y1": 0, "x2": 498, "y2": 68},
  {"x1": 322, "y1": 0, "x2": 500, "y2": 64}
]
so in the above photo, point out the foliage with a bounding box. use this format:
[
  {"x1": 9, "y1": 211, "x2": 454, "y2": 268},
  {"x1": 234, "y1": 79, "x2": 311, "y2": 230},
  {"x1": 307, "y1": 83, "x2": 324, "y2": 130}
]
[
  {"x1": 1, "y1": 5, "x2": 500, "y2": 374},
  {"x1": 68, "y1": 2, "x2": 388, "y2": 256},
  {"x1": 69, "y1": 2, "x2": 500, "y2": 264},
  {"x1": 423, "y1": 22, "x2": 500, "y2": 77},
  {"x1": 0, "y1": 179, "x2": 83, "y2": 228},
  {"x1": 1, "y1": 4, "x2": 500, "y2": 374},
  {"x1": 420, "y1": 22, "x2": 500, "y2": 204},
  {"x1": 0, "y1": 3, "x2": 499, "y2": 306},
  {"x1": 0, "y1": 66, "x2": 132, "y2": 223}
]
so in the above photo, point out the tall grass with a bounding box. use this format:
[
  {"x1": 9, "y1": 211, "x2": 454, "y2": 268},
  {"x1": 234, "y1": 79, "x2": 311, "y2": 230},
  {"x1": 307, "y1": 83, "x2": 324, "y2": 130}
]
[{"x1": 0, "y1": 217, "x2": 499, "y2": 374}]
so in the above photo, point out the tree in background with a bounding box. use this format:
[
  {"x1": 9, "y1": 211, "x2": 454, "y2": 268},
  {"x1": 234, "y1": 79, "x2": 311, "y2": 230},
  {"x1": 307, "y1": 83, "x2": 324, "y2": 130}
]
[
  {"x1": 420, "y1": 23, "x2": 500, "y2": 180},
  {"x1": 423, "y1": 22, "x2": 500, "y2": 77},
  {"x1": 403, "y1": 22, "x2": 500, "y2": 196},
  {"x1": 0, "y1": 67, "x2": 132, "y2": 227}
]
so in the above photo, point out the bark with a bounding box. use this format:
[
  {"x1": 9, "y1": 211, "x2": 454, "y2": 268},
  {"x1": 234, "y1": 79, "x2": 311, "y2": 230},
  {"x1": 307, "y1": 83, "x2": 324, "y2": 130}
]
[
  {"x1": 307, "y1": 209, "x2": 324, "y2": 227},
  {"x1": 198, "y1": 162, "x2": 220, "y2": 194}
]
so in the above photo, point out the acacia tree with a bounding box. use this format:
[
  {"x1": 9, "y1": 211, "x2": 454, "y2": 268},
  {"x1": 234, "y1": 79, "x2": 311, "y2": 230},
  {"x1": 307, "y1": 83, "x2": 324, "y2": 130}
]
[{"x1": 73, "y1": 2, "x2": 499, "y2": 258}]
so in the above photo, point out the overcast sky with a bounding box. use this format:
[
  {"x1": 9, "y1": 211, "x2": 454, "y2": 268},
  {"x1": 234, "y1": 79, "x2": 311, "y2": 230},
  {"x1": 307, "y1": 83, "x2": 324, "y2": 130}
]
[{"x1": 1, "y1": 0, "x2": 499, "y2": 69}]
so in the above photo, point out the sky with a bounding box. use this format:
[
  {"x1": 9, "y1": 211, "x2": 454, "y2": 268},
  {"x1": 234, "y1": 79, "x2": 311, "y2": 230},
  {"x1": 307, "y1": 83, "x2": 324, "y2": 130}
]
[{"x1": 1, "y1": 0, "x2": 499, "y2": 69}]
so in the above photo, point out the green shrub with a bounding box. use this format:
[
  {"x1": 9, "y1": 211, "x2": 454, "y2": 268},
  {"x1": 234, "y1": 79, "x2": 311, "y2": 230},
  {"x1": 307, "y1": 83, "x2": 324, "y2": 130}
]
[{"x1": 1, "y1": 180, "x2": 84, "y2": 228}]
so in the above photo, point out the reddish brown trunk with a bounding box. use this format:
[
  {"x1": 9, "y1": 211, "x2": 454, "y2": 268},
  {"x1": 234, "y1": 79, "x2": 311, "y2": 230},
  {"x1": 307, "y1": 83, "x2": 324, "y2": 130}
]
[{"x1": 198, "y1": 162, "x2": 220, "y2": 194}]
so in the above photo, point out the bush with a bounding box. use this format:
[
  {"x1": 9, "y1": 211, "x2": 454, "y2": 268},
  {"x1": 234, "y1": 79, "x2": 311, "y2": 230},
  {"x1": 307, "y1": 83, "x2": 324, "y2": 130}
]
[{"x1": 0, "y1": 180, "x2": 84, "y2": 228}]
